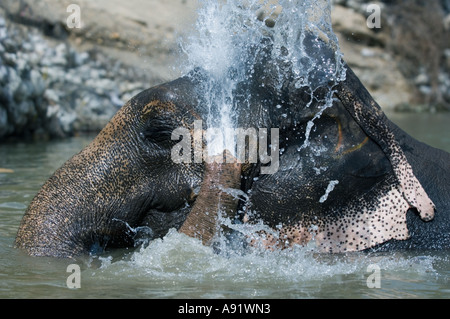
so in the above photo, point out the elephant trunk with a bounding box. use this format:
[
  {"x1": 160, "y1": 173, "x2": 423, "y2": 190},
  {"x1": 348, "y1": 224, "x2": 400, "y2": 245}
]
[{"x1": 179, "y1": 151, "x2": 242, "y2": 245}]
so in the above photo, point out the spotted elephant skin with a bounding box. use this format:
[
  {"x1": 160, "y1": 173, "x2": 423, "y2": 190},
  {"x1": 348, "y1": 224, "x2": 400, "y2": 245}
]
[
  {"x1": 15, "y1": 62, "x2": 450, "y2": 257},
  {"x1": 244, "y1": 66, "x2": 449, "y2": 252}
]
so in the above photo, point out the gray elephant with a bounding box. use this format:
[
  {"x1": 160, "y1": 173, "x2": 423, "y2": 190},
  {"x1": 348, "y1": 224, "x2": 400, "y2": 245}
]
[
  {"x1": 15, "y1": 36, "x2": 450, "y2": 257},
  {"x1": 244, "y1": 65, "x2": 449, "y2": 252}
]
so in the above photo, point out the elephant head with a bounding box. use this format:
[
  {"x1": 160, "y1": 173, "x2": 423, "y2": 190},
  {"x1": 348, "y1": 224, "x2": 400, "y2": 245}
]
[{"x1": 15, "y1": 73, "x2": 248, "y2": 257}]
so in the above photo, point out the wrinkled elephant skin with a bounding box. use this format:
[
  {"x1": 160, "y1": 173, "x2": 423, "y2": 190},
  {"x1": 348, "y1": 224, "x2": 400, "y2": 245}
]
[{"x1": 15, "y1": 64, "x2": 450, "y2": 257}]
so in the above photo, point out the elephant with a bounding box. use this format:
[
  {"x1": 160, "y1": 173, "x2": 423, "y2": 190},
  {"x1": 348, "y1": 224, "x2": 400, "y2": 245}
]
[
  {"x1": 15, "y1": 38, "x2": 450, "y2": 258},
  {"x1": 243, "y1": 65, "x2": 449, "y2": 252},
  {"x1": 14, "y1": 73, "x2": 247, "y2": 257}
]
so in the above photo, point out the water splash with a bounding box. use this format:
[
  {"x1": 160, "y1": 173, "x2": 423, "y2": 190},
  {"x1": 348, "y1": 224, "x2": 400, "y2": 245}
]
[
  {"x1": 319, "y1": 179, "x2": 339, "y2": 203},
  {"x1": 265, "y1": 0, "x2": 345, "y2": 91},
  {"x1": 88, "y1": 229, "x2": 443, "y2": 298},
  {"x1": 180, "y1": 0, "x2": 265, "y2": 155},
  {"x1": 179, "y1": 0, "x2": 345, "y2": 156}
]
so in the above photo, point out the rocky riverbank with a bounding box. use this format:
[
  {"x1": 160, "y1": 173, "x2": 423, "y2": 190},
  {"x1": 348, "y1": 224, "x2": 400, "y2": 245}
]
[
  {"x1": 332, "y1": 0, "x2": 450, "y2": 112},
  {"x1": 0, "y1": 0, "x2": 449, "y2": 141},
  {"x1": 0, "y1": 14, "x2": 152, "y2": 139}
]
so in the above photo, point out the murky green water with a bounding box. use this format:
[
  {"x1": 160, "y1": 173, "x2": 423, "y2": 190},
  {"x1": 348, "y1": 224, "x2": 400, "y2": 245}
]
[
  {"x1": 386, "y1": 112, "x2": 450, "y2": 153},
  {"x1": 0, "y1": 113, "x2": 449, "y2": 299}
]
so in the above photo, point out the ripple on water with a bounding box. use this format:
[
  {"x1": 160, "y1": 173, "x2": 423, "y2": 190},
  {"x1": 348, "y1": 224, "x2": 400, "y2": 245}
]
[{"x1": 82, "y1": 229, "x2": 446, "y2": 298}]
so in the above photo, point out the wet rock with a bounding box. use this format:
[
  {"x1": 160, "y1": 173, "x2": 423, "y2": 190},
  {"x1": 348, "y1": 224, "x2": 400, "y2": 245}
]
[
  {"x1": 29, "y1": 69, "x2": 46, "y2": 98},
  {"x1": 0, "y1": 11, "x2": 148, "y2": 141},
  {"x1": 0, "y1": 107, "x2": 9, "y2": 136},
  {"x1": 331, "y1": 4, "x2": 414, "y2": 110}
]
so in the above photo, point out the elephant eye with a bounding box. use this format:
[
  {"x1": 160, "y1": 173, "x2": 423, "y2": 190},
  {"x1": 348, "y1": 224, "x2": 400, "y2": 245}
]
[
  {"x1": 140, "y1": 114, "x2": 178, "y2": 145},
  {"x1": 142, "y1": 125, "x2": 174, "y2": 144}
]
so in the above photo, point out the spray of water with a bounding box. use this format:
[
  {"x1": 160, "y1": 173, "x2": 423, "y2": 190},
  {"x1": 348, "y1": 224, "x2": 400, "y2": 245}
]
[{"x1": 179, "y1": 0, "x2": 346, "y2": 156}]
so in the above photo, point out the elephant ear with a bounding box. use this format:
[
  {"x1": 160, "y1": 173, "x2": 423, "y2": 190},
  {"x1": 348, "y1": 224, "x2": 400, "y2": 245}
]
[
  {"x1": 334, "y1": 64, "x2": 435, "y2": 222},
  {"x1": 255, "y1": 65, "x2": 436, "y2": 253}
]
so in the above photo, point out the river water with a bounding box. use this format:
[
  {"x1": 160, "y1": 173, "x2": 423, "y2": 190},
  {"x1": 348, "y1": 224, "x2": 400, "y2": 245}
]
[
  {"x1": 0, "y1": 112, "x2": 449, "y2": 299},
  {"x1": 1, "y1": 0, "x2": 449, "y2": 301}
]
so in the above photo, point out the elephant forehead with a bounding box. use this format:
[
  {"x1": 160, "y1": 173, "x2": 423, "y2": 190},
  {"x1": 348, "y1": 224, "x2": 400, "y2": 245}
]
[
  {"x1": 139, "y1": 99, "x2": 201, "y2": 127},
  {"x1": 141, "y1": 100, "x2": 177, "y2": 117},
  {"x1": 83, "y1": 99, "x2": 178, "y2": 149}
]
